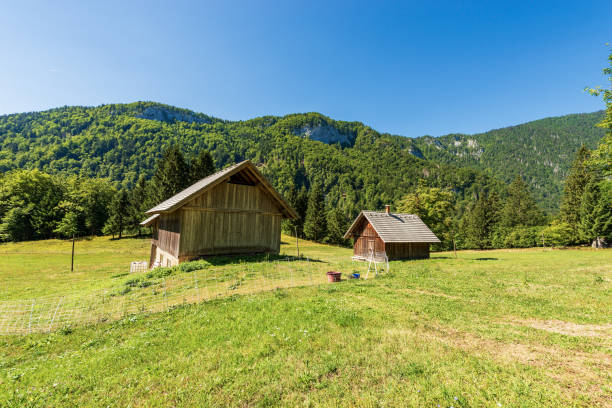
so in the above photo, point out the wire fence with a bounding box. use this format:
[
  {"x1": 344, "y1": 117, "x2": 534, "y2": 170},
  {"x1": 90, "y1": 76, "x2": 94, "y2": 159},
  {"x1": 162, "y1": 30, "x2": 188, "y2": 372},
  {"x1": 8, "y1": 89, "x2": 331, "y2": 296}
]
[{"x1": 0, "y1": 257, "x2": 358, "y2": 335}]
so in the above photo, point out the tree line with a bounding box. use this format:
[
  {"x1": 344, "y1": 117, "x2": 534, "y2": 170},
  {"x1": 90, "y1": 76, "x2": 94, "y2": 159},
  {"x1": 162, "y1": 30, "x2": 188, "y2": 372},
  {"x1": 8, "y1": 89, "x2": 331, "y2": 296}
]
[
  {"x1": 0, "y1": 146, "x2": 215, "y2": 241},
  {"x1": 0, "y1": 141, "x2": 609, "y2": 248},
  {"x1": 391, "y1": 151, "x2": 610, "y2": 250}
]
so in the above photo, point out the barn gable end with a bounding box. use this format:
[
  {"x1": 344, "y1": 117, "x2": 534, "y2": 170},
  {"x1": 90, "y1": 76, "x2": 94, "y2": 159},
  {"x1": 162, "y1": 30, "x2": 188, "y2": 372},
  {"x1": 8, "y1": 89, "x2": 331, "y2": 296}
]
[{"x1": 141, "y1": 160, "x2": 297, "y2": 267}]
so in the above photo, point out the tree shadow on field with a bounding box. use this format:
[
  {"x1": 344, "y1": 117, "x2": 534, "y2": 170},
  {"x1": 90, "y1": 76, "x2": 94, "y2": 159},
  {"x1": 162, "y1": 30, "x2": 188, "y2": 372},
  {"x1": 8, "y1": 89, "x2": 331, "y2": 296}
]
[
  {"x1": 108, "y1": 234, "x2": 152, "y2": 241},
  {"x1": 474, "y1": 257, "x2": 498, "y2": 261},
  {"x1": 430, "y1": 256, "x2": 452, "y2": 259}
]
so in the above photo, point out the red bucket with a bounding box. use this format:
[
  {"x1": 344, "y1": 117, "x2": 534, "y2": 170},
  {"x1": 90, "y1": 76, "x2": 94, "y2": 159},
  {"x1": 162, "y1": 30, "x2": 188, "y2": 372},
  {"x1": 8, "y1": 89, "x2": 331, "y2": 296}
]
[{"x1": 327, "y1": 271, "x2": 342, "y2": 282}]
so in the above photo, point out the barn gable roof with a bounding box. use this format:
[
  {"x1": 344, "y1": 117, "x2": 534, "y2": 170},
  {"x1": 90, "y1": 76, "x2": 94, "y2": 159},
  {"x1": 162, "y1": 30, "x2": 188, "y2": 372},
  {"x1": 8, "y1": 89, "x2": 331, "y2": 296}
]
[
  {"x1": 343, "y1": 211, "x2": 440, "y2": 243},
  {"x1": 144, "y1": 160, "x2": 299, "y2": 219}
]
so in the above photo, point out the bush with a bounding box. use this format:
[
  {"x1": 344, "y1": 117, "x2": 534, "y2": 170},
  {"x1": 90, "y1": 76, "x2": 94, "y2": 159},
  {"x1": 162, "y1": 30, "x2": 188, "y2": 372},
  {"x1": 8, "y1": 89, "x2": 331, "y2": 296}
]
[
  {"x1": 144, "y1": 259, "x2": 211, "y2": 280},
  {"x1": 491, "y1": 227, "x2": 512, "y2": 249},
  {"x1": 176, "y1": 260, "x2": 210, "y2": 273},
  {"x1": 502, "y1": 226, "x2": 544, "y2": 248},
  {"x1": 540, "y1": 222, "x2": 574, "y2": 247}
]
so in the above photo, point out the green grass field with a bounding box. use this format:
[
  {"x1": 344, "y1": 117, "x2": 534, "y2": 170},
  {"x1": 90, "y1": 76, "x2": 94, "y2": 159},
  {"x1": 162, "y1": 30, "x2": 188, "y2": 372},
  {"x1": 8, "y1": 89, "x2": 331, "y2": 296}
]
[{"x1": 1, "y1": 236, "x2": 611, "y2": 407}]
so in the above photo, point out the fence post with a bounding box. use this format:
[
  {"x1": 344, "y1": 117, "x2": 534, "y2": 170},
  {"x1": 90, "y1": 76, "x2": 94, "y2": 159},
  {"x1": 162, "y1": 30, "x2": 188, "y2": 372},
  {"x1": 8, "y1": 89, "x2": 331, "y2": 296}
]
[
  {"x1": 194, "y1": 272, "x2": 200, "y2": 302},
  {"x1": 48, "y1": 297, "x2": 63, "y2": 332},
  {"x1": 202, "y1": 270, "x2": 208, "y2": 301},
  {"x1": 27, "y1": 299, "x2": 35, "y2": 334},
  {"x1": 276, "y1": 261, "x2": 279, "y2": 290},
  {"x1": 163, "y1": 277, "x2": 168, "y2": 311}
]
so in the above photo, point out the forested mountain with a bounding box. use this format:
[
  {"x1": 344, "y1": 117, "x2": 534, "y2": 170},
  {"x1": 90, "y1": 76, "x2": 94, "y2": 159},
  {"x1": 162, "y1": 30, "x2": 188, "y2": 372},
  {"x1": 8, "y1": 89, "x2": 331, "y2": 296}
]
[
  {"x1": 0, "y1": 102, "x2": 605, "y2": 214},
  {"x1": 0, "y1": 102, "x2": 496, "y2": 219},
  {"x1": 412, "y1": 111, "x2": 606, "y2": 211}
]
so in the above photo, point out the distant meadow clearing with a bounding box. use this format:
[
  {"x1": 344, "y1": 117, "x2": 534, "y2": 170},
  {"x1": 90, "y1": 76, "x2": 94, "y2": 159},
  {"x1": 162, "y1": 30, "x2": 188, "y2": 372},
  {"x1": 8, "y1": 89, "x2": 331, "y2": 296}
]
[{"x1": 0, "y1": 236, "x2": 611, "y2": 407}]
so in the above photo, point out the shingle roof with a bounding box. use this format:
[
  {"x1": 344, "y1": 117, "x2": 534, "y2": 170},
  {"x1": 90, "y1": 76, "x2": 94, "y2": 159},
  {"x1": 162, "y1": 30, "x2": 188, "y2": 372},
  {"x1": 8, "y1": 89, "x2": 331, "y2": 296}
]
[
  {"x1": 144, "y1": 160, "x2": 298, "y2": 219},
  {"x1": 344, "y1": 211, "x2": 440, "y2": 243}
]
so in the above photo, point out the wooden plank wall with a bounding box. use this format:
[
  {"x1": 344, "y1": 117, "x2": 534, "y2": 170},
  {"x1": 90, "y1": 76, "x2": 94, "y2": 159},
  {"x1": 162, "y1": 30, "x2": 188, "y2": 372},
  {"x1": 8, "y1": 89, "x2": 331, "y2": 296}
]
[
  {"x1": 154, "y1": 212, "x2": 181, "y2": 257},
  {"x1": 353, "y1": 221, "x2": 385, "y2": 258},
  {"x1": 385, "y1": 242, "x2": 430, "y2": 260},
  {"x1": 352, "y1": 220, "x2": 430, "y2": 260},
  {"x1": 178, "y1": 180, "x2": 282, "y2": 258}
]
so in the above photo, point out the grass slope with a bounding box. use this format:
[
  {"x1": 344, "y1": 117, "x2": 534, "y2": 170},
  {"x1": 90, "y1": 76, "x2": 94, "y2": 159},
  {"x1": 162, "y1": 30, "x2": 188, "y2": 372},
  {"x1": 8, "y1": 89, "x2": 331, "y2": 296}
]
[{"x1": 1, "y1": 237, "x2": 611, "y2": 407}]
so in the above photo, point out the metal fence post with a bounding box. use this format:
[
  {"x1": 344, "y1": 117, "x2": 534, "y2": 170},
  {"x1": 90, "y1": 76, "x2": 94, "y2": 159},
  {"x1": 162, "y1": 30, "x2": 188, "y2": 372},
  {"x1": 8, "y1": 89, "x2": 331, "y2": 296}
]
[
  {"x1": 48, "y1": 297, "x2": 63, "y2": 332},
  {"x1": 163, "y1": 277, "x2": 168, "y2": 311},
  {"x1": 27, "y1": 299, "x2": 35, "y2": 334},
  {"x1": 194, "y1": 272, "x2": 200, "y2": 302}
]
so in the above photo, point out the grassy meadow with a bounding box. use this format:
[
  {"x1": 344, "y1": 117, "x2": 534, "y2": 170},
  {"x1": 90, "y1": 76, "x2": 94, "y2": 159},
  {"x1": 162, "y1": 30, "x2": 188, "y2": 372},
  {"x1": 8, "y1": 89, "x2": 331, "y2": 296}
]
[{"x1": 0, "y1": 236, "x2": 611, "y2": 407}]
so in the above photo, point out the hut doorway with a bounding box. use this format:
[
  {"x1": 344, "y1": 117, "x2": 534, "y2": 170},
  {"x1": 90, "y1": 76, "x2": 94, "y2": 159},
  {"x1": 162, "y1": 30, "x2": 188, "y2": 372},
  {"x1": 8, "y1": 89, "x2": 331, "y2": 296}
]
[{"x1": 367, "y1": 239, "x2": 375, "y2": 254}]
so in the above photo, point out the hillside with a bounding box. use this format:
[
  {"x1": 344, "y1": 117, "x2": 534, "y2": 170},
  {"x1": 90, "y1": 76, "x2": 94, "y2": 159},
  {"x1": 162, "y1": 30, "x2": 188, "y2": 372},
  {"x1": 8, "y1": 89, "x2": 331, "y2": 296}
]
[
  {"x1": 0, "y1": 102, "x2": 605, "y2": 212},
  {"x1": 412, "y1": 111, "x2": 606, "y2": 210},
  {"x1": 0, "y1": 103, "x2": 495, "y2": 218}
]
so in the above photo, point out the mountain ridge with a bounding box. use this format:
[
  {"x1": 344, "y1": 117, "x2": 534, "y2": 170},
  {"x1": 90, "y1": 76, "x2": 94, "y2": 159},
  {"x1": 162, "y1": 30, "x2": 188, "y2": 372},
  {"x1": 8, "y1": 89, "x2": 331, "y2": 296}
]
[{"x1": 0, "y1": 101, "x2": 605, "y2": 212}]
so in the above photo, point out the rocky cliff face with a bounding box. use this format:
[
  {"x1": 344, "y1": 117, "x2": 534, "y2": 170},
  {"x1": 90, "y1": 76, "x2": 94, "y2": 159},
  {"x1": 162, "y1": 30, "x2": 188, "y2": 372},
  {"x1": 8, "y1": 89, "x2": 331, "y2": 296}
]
[
  {"x1": 293, "y1": 124, "x2": 354, "y2": 145},
  {"x1": 408, "y1": 146, "x2": 424, "y2": 159},
  {"x1": 135, "y1": 106, "x2": 210, "y2": 124}
]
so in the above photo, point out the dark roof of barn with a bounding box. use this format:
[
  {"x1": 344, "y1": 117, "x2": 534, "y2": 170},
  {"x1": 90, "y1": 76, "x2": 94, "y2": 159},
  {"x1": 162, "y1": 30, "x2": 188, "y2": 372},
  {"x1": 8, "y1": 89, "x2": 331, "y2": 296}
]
[
  {"x1": 143, "y1": 160, "x2": 298, "y2": 219},
  {"x1": 343, "y1": 211, "x2": 441, "y2": 243}
]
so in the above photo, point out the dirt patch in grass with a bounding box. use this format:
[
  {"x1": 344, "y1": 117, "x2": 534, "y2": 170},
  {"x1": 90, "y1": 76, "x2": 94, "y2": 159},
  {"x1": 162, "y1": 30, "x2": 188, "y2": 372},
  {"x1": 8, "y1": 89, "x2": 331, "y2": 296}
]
[
  {"x1": 512, "y1": 318, "x2": 612, "y2": 338},
  {"x1": 388, "y1": 325, "x2": 612, "y2": 405}
]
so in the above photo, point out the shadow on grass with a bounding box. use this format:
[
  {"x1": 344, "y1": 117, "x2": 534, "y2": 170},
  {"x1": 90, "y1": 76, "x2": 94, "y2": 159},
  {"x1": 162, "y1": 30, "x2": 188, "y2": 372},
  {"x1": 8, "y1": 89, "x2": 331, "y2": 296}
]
[
  {"x1": 204, "y1": 253, "x2": 327, "y2": 266},
  {"x1": 108, "y1": 234, "x2": 152, "y2": 241},
  {"x1": 474, "y1": 257, "x2": 498, "y2": 261}
]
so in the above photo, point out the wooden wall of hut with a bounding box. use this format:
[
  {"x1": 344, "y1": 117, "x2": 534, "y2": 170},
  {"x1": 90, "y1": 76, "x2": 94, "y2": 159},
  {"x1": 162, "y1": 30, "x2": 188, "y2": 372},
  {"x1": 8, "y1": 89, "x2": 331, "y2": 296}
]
[
  {"x1": 154, "y1": 212, "x2": 181, "y2": 258},
  {"x1": 178, "y1": 180, "x2": 282, "y2": 259},
  {"x1": 353, "y1": 221, "x2": 385, "y2": 258},
  {"x1": 385, "y1": 242, "x2": 430, "y2": 260}
]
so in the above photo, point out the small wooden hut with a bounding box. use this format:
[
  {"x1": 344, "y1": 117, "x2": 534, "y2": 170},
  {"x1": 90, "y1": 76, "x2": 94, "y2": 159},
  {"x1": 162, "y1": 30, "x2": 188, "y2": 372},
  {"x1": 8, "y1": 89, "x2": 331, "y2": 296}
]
[
  {"x1": 343, "y1": 206, "x2": 440, "y2": 261},
  {"x1": 141, "y1": 160, "x2": 298, "y2": 267}
]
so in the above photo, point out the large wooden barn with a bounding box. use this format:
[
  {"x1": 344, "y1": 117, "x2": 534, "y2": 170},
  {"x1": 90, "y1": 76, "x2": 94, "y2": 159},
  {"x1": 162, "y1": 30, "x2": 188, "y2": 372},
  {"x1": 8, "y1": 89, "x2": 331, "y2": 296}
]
[
  {"x1": 344, "y1": 206, "x2": 440, "y2": 261},
  {"x1": 141, "y1": 160, "x2": 298, "y2": 267}
]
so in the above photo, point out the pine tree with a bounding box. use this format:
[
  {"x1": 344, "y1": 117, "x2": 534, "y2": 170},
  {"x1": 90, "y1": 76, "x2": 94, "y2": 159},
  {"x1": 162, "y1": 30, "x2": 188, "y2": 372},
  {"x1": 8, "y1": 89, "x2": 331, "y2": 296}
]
[
  {"x1": 284, "y1": 185, "x2": 309, "y2": 238},
  {"x1": 103, "y1": 189, "x2": 130, "y2": 238},
  {"x1": 325, "y1": 207, "x2": 349, "y2": 245},
  {"x1": 560, "y1": 146, "x2": 591, "y2": 229},
  {"x1": 283, "y1": 186, "x2": 300, "y2": 236},
  {"x1": 149, "y1": 145, "x2": 190, "y2": 204},
  {"x1": 282, "y1": 184, "x2": 310, "y2": 238},
  {"x1": 500, "y1": 175, "x2": 543, "y2": 228},
  {"x1": 295, "y1": 186, "x2": 309, "y2": 237},
  {"x1": 579, "y1": 173, "x2": 612, "y2": 245},
  {"x1": 464, "y1": 192, "x2": 500, "y2": 249},
  {"x1": 189, "y1": 150, "x2": 215, "y2": 183},
  {"x1": 594, "y1": 181, "x2": 612, "y2": 242},
  {"x1": 303, "y1": 185, "x2": 327, "y2": 242},
  {"x1": 128, "y1": 175, "x2": 149, "y2": 235}
]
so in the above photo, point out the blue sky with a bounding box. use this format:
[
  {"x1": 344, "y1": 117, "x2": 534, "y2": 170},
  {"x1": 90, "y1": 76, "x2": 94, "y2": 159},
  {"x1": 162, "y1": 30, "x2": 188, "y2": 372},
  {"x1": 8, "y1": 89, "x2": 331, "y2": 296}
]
[{"x1": 0, "y1": 0, "x2": 610, "y2": 137}]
